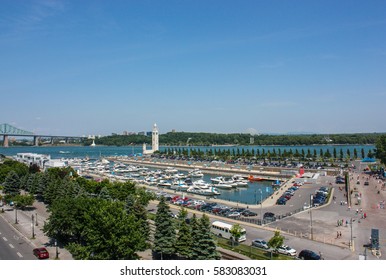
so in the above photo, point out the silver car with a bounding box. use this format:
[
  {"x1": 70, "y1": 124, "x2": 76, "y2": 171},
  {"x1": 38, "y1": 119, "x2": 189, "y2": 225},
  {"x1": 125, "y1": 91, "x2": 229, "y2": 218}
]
[
  {"x1": 251, "y1": 239, "x2": 269, "y2": 249},
  {"x1": 276, "y1": 245, "x2": 297, "y2": 256}
]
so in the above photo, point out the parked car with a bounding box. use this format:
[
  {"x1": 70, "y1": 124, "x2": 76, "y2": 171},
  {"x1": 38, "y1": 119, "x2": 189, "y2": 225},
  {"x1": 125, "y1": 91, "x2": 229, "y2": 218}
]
[
  {"x1": 33, "y1": 247, "x2": 49, "y2": 259},
  {"x1": 284, "y1": 190, "x2": 295, "y2": 196},
  {"x1": 298, "y1": 249, "x2": 321, "y2": 260},
  {"x1": 276, "y1": 197, "x2": 287, "y2": 205},
  {"x1": 251, "y1": 238, "x2": 269, "y2": 249},
  {"x1": 276, "y1": 245, "x2": 297, "y2": 256},
  {"x1": 242, "y1": 210, "x2": 258, "y2": 217},
  {"x1": 263, "y1": 212, "x2": 276, "y2": 222},
  {"x1": 283, "y1": 194, "x2": 292, "y2": 200},
  {"x1": 227, "y1": 211, "x2": 241, "y2": 218}
]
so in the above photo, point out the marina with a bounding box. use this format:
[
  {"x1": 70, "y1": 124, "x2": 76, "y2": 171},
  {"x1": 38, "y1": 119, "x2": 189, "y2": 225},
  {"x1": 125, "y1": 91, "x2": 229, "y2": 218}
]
[
  {"x1": 64, "y1": 156, "x2": 276, "y2": 205},
  {"x1": 0, "y1": 144, "x2": 373, "y2": 205}
]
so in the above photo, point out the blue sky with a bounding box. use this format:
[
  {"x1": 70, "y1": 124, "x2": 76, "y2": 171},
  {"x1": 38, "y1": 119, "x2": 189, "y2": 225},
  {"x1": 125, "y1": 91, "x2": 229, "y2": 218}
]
[{"x1": 1, "y1": 0, "x2": 386, "y2": 136}]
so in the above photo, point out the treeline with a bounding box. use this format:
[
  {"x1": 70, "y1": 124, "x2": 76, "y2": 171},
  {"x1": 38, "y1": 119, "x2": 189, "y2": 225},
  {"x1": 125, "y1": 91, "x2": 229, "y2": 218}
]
[
  {"x1": 153, "y1": 198, "x2": 220, "y2": 260},
  {"x1": 88, "y1": 132, "x2": 384, "y2": 147},
  {"x1": 158, "y1": 146, "x2": 375, "y2": 163}
]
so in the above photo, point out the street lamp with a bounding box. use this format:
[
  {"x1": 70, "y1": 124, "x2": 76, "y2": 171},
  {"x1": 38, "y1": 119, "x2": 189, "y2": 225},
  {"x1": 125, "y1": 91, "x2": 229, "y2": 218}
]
[
  {"x1": 14, "y1": 205, "x2": 18, "y2": 224},
  {"x1": 55, "y1": 239, "x2": 59, "y2": 259},
  {"x1": 260, "y1": 189, "x2": 263, "y2": 226},
  {"x1": 350, "y1": 217, "x2": 353, "y2": 250},
  {"x1": 31, "y1": 214, "x2": 35, "y2": 239},
  {"x1": 310, "y1": 194, "x2": 314, "y2": 240}
]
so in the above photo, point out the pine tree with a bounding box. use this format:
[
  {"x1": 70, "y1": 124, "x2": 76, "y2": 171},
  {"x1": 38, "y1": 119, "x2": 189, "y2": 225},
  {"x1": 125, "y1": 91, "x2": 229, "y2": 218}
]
[
  {"x1": 98, "y1": 186, "x2": 111, "y2": 200},
  {"x1": 3, "y1": 170, "x2": 21, "y2": 196},
  {"x1": 153, "y1": 196, "x2": 176, "y2": 259},
  {"x1": 126, "y1": 196, "x2": 150, "y2": 250},
  {"x1": 175, "y1": 208, "x2": 192, "y2": 259},
  {"x1": 195, "y1": 215, "x2": 220, "y2": 260},
  {"x1": 190, "y1": 214, "x2": 201, "y2": 260}
]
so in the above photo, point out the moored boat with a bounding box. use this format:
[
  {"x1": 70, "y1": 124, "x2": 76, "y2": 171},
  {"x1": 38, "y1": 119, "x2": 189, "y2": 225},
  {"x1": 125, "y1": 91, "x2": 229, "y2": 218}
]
[{"x1": 248, "y1": 175, "x2": 264, "y2": 182}]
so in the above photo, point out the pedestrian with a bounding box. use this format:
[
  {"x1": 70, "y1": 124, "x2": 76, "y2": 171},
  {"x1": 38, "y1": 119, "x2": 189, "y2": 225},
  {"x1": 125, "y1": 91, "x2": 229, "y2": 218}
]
[
  {"x1": 339, "y1": 231, "x2": 342, "y2": 238},
  {"x1": 364, "y1": 212, "x2": 367, "y2": 219}
]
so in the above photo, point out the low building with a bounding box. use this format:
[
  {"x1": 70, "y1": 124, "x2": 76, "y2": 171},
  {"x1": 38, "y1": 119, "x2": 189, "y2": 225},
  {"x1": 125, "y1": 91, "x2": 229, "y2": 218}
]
[{"x1": 14, "y1": 153, "x2": 66, "y2": 170}]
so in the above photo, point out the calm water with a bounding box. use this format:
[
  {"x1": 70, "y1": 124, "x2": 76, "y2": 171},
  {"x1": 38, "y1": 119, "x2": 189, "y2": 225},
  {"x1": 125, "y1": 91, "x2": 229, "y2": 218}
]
[
  {"x1": 0, "y1": 144, "x2": 375, "y2": 160},
  {"x1": 0, "y1": 144, "x2": 375, "y2": 204}
]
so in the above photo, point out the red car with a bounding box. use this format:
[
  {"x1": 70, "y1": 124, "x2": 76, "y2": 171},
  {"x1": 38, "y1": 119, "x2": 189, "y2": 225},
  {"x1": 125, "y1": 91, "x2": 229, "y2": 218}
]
[{"x1": 33, "y1": 247, "x2": 49, "y2": 259}]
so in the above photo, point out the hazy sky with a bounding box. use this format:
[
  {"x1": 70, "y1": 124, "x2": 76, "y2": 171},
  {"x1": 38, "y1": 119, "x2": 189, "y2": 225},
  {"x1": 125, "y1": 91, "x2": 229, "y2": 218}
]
[{"x1": 1, "y1": 0, "x2": 386, "y2": 136}]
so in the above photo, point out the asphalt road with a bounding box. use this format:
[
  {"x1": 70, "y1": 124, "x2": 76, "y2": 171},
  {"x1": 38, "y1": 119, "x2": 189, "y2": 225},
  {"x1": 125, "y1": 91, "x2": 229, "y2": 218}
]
[{"x1": 0, "y1": 216, "x2": 35, "y2": 260}]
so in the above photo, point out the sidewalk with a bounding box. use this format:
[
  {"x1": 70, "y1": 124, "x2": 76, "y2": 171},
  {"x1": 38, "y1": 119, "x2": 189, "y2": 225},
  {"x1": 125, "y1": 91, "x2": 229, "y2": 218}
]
[{"x1": 1, "y1": 200, "x2": 73, "y2": 260}]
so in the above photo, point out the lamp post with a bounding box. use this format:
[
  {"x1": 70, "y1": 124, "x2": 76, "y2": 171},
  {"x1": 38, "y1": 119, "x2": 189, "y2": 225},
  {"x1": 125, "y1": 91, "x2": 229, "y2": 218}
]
[
  {"x1": 55, "y1": 239, "x2": 59, "y2": 259},
  {"x1": 31, "y1": 214, "x2": 35, "y2": 239},
  {"x1": 310, "y1": 194, "x2": 313, "y2": 240},
  {"x1": 14, "y1": 205, "x2": 18, "y2": 224},
  {"x1": 350, "y1": 217, "x2": 353, "y2": 250},
  {"x1": 260, "y1": 189, "x2": 263, "y2": 226}
]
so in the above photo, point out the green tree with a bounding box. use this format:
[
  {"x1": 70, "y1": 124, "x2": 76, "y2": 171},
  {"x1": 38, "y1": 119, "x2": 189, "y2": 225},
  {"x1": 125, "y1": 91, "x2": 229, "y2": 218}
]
[
  {"x1": 126, "y1": 196, "x2": 150, "y2": 249},
  {"x1": 45, "y1": 197, "x2": 146, "y2": 260},
  {"x1": 175, "y1": 208, "x2": 192, "y2": 259},
  {"x1": 268, "y1": 231, "x2": 284, "y2": 251},
  {"x1": 190, "y1": 214, "x2": 201, "y2": 260},
  {"x1": 230, "y1": 224, "x2": 244, "y2": 245},
  {"x1": 194, "y1": 215, "x2": 220, "y2": 260},
  {"x1": 13, "y1": 194, "x2": 35, "y2": 209},
  {"x1": 375, "y1": 135, "x2": 386, "y2": 165},
  {"x1": 3, "y1": 170, "x2": 21, "y2": 196},
  {"x1": 153, "y1": 196, "x2": 176, "y2": 259}
]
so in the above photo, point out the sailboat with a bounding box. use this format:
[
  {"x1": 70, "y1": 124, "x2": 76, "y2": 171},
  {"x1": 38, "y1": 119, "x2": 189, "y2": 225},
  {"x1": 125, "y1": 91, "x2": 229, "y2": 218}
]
[{"x1": 90, "y1": 140, "x2": 96, "y2": 147}]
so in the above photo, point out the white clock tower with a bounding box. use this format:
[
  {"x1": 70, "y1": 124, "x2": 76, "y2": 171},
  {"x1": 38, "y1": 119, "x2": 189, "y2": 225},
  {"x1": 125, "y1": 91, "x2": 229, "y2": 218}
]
[{"x1": 152, "y1": 123, "x2": 159, "y2": 152}]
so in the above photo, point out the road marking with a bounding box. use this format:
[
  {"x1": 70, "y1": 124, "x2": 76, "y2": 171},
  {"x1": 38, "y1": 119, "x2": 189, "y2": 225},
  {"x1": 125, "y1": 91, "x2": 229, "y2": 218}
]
[
  {"x1": 9, "y1": 243, "x2": 14, "y2": 248},
  {"x1": 2, "y1": 237, "x2": 8, "y2": 241},
  {"x1": 17, "y1": 252, "x2": 23, "y2": 258}
]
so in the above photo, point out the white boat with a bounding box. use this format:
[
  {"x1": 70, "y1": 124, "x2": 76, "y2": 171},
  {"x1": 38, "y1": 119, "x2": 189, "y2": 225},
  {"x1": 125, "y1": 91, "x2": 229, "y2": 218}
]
[
  {"x1": 210, "y1": 176, "x2": 225, "y2": 184},
  {"x1": 157, "y1": 180, "x2": 172, "y2": 188},
  {"x1": 187, "y1": 186, "x2": 220, "y2": 196},
  {"x1": 231, "y1": 175, "x2": 249, "y2": 187},
  {"x1": 189, "y1": 169, "x2": 204, "y2": 178},
  {"x1": 165, "y1": 167, "x2": 179, "y2": 173},
  {"x1": 171, "y1": 180, "x2": 190, "y2": 191},
  {"x1": 210, "y1": 182, "x2": 233, "y2": 189},
  {"x1": 193, "y1": 179, "x2": 210, "y2": 189}
]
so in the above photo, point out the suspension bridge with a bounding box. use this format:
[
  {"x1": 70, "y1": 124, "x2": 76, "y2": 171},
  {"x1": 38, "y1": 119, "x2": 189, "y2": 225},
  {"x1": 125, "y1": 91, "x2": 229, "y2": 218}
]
[{"x1": 0, "y1": 123, "x2": 85, "y2": 147}]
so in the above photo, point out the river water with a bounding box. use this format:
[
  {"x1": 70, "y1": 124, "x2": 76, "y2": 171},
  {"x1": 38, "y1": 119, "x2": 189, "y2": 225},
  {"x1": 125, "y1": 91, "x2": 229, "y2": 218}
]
[{"x1": 0, "y1": 144, "x2": 374, "y2": 205}]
